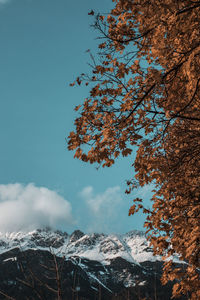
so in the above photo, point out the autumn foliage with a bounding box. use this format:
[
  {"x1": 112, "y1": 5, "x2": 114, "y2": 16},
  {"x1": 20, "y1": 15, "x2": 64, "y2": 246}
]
[{"x1": 68, "y1": 1, "x2": 200, "y2": 298}]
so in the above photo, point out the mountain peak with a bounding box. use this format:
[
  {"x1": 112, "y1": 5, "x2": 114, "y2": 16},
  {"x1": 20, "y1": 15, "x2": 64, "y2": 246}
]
[
  {"x1": 70, "y1": 229, "x2": 84, "y2": 242},
  {"x1": 0, "y1": 228, "x2": 164, "y2": 265},
  {"x1": 0, "y1": 228, "x2": 184, "y2": 300}
]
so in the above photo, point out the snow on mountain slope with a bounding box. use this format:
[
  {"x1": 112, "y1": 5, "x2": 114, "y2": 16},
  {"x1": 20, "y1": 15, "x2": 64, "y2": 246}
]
[
  {"x1": 0, "y1": 228, "x2": 186, "y2": 299},
  {"x1": 0, "y1": 228, "x2": 161, "y2": 264}
]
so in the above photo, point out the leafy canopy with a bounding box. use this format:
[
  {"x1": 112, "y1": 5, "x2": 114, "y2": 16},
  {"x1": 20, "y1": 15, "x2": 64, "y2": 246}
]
[{"x1": 68, "y1": 1, "x2": 200, "y2": 298}]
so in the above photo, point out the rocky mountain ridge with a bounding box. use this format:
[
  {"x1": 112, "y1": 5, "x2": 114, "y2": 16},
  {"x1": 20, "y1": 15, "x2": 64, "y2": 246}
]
[
  {"x1": 0, "y1": 228, "x2": 160, "y2": 264},
  {"x1": 0, "y1": 228, "x2": 186, "y2": 299}
]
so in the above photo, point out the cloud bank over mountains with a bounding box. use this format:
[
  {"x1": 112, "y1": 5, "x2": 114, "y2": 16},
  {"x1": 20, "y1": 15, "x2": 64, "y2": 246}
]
[
  {"x1": 81, "y1": 186, "x2": 122, "y2": 214},
  {"x1": 0, "y1": 183, "x2": 136, "y2": 234},
  {"x1": 0, "y1": 183, "x2": 74, "y2": 232},
  {"x1": 80, "y1": 186, "x2": 123, "y2": 233}
]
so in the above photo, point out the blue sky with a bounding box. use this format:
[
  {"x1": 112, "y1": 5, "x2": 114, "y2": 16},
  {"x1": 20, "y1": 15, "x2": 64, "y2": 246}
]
[{"x1": 0, "y1": 0, "x2": 152, "y2": 234}]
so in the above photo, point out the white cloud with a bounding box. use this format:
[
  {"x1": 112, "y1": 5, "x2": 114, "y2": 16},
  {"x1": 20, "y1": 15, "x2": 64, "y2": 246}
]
[
  {"x1": 81, "y1": 186, "x2": 121, "y2": 214},
  {"x1": 79, "y1": 186, "x2": 123, "y2": 233},
  {"x1": 0, "y1": 183, "x2": 74, "y2": 232}
]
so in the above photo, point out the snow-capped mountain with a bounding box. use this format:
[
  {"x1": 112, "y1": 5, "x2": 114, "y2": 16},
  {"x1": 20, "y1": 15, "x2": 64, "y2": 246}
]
[
  {"x1": 0, "y1": 228, "x2": 185, "y2": 300},
  {"x1": 0, "y1": 228, "x2": 159, "y2": 263}
]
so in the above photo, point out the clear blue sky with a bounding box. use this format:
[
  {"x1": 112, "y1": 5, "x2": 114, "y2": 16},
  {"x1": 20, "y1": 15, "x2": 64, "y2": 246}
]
[{"x1": 0, "y1": 0, "x2": 152, "y2": 234}]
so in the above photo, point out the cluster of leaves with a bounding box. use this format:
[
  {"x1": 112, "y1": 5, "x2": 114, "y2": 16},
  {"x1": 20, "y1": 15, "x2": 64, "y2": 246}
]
[{"x1": 68, "y1": 1, "x2": 200, "y2": 298}]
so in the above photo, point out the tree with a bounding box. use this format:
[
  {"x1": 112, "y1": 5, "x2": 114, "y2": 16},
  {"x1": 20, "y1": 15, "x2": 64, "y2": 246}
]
[{"x1": 68, "y1": 1, "x2": 200, "y2": 298}]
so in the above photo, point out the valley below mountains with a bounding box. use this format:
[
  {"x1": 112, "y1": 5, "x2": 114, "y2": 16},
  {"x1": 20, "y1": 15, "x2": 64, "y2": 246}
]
[{"x1": 0, "y1": 228, "x2": 186, "y2": 300}]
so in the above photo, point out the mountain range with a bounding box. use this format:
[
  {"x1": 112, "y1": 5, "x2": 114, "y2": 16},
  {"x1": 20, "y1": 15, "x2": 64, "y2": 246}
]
[{"x1": 0, "y1": 228, "x2": 186, "y2": 300}]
